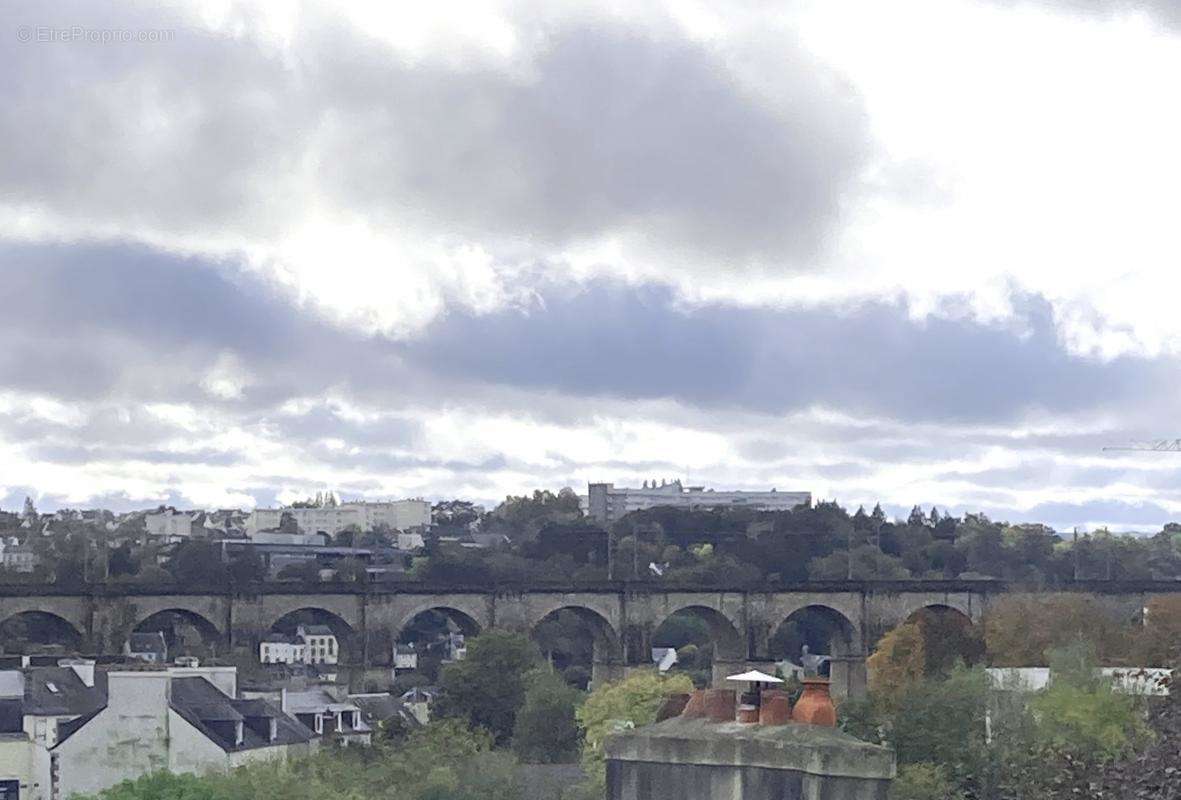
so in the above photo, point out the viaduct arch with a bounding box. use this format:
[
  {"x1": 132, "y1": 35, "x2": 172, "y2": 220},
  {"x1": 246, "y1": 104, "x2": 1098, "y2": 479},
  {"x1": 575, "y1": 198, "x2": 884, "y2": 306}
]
[{"x1": 0, "y1": 580, "x2": 1166, "y2": 695}]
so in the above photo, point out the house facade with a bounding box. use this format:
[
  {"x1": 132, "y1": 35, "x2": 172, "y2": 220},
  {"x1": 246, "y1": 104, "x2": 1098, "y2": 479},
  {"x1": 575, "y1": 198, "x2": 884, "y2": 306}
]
[
  {"x1": 257, "y1": 626, "x2": 337, "y2": 667},
  {"x1": 52, "y1": 670, "x2": 314, "y2": 798}
]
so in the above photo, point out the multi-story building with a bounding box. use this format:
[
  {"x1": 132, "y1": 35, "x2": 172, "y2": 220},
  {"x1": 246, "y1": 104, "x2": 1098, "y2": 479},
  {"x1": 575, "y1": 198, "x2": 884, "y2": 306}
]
[
  {"x1": 144, "y1": 509, "x2": 199, "y2": 540},
  {"x1": 259, "y1": 634, "x2": 307, "y2": 665},
  {"x1": 258, "y1": 626, "x2": 338, "y2": 666},
  {"x1": 586, "y1": 480, "x2": 811, "y2": 526},
  {"x1": 245, "y1": 500, "x2": 431, "y2": 537},
  {"x1": 298, "y1": 625, "x2": 338, "y2": 666}
]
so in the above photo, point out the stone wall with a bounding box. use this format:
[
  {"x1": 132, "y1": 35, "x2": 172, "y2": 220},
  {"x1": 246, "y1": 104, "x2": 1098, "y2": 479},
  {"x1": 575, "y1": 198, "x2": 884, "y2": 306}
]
[{"x1": 605, "y1": 717, "x2": 894, "y2": 800}]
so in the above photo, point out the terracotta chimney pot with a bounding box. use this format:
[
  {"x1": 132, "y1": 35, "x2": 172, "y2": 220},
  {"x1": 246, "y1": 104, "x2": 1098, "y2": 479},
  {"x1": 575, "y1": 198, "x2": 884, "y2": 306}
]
[
  {"x1": 792, "y1": 678, "x2": 837, "y2": 727},
  {"x1": 759, "y1": 690, "x2": 792, "y2": 726},
  {"x1": 703, "y1": 688, "x2": 736, "y2": 722},
  {"x1": 681, "y1": 689, "x2": 707, "y2": 718}
]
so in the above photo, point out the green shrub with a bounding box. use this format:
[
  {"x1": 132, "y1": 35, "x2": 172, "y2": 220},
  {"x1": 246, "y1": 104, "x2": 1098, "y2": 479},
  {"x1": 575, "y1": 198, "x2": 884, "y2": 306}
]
[
  {"x1": 1031, "y1": 641, "x2": 1152, "y2": 763},
  {"x1": 890, "y1": 763, "x2": 963, "y2": 800}
]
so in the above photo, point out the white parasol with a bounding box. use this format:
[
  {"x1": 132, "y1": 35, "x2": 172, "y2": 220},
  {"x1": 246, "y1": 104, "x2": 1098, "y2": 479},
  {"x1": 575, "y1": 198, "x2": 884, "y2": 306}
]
[{"x1": 725, "y1": 670, "x2": 783, "y2": 684}]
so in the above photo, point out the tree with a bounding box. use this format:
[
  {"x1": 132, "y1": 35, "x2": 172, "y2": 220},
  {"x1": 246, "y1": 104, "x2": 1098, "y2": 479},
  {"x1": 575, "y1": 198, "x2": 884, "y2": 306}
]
[
  {"x1": 889, "y1": 667, "x2": 991, "y2": 786},
  {"x1": 807, "y1": 545, "x2": 909, "y2": 580},
  {"x1": 226, "y1": 548, "x2": 265, "y2": 585},
  {"x1": 278, "y1": 511, "x2": 299, "y2": 534},
  {"x1": 166, "y1": 541, "x2": 226, "y2": 586},
  {"x1": 867, "y1": 621, "x2": 926, "y2": 709},
  {"x1": 915, "y1": 609, "x2": 984, "y2": 677},
  {"x1": 332, "y1": 556, "x2": 369, "y2": 583},
  {"x1": 436, "y1": 631, "x2": 540, "y2": 744},
  {"x1": 512, "y1": 667, "x2": 583, "y2": 763},
  {"x1": 107, "y1": 543, "x2": 139, "y2": 578},
  {"x1": 1138, "y1": 595, "x2": 1181, "y2": 664},
  {"x1": 574, "y1": 670, "x2": 694, "y2": 796},
  {"x1": 984, "y1": 594, "x2": 1136, "y2": 667}
]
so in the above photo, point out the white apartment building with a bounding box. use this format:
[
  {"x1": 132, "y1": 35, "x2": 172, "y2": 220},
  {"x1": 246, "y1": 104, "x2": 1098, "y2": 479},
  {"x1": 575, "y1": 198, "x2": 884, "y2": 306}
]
[
  {"x1": 144, "y1": 509, "x2": 197, "y2": 540},
  {"x1": 258, "y1": 626, "x2": 338, "y2": 666},
  {"x1": 246, "y1": 500, "x2": 431, "y2": 536},
  {"x1": 586, "y1": 480, "x2": 812, "y2": 526}
]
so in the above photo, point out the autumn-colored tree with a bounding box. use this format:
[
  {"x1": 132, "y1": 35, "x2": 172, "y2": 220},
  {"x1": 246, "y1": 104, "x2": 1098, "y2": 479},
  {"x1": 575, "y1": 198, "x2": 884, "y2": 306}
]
[
  {"x1": 867, "y1": 621, "x2": 926, "y2": 709},
  {"x1": 1136, "y1": 595, "x2": 1181, "y2": 665},
  {"x1": 983, "y1": 593, "x2": 1137, "y2": 667},
  {"x1": 915, "y1": 608, "x2": 985, "y2": 676}
]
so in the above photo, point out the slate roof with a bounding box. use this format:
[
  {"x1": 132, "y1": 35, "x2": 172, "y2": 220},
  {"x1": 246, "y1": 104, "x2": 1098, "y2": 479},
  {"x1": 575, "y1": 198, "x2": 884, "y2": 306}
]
[
  {"x1": 54, "y1": 707, "x2": 103, "y2": 745},
  {"x1": 0, "y1": 698, "x2": 23, "y2": 733},
  {"x1": 22, "y1": 667, "x2": 105, "y2": 717},
  {"x1": 170, "y1": 677, "x2": 313, "y2": 752},
  {"x1": 299, "y1": 625, "x2": 334, "y2": 637},
  {"x1": 350, "y1": 694, "x2": 422, "y2": 730}
]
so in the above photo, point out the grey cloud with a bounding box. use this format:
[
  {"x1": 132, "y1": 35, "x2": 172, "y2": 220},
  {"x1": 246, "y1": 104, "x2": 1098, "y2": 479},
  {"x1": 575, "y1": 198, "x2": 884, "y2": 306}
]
[
  {"x1": 0, "y1": 241, "x2": 410, "y2": 405},
  {"x1": 6, "y1": 241, "x2": 1179, "y2": 430},
  {"x1": 400, "y1": 280, "x2": 1181, "y2": 424},
  {"x1": 260, "y1": 405, "x2": 422, "y2": 450},
  {"x1": 25, "y1": 445, "x2": 243, "y2": 467},
  {"x1": 1, "y1": 0, "x2": 870, "y2": 264}
]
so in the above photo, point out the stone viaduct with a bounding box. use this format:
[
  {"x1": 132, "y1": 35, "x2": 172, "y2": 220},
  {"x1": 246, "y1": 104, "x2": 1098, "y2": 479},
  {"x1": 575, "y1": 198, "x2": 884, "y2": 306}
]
[{"x1": 0, "y1": 580, "x2": 1169, "y2": 696}]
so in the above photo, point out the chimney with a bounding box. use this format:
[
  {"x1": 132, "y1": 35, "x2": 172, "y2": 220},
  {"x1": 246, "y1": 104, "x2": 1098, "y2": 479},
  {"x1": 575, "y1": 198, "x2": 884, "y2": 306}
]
[
  {"x1": 63, "y1": 659, "x2": 95, "y2": 688},
  {"x1": 280, "y1": 688, "x2": 288, "y2": 713},
  {"x1": 106, "y1": 671, "x2": 171, "y2": 716}
]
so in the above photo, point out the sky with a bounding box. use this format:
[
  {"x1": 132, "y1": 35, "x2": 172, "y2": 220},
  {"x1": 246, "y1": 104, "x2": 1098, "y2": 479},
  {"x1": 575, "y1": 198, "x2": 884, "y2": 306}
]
[{"x1": 2, "y1": 0, "x2": 1181, "y2": 530}]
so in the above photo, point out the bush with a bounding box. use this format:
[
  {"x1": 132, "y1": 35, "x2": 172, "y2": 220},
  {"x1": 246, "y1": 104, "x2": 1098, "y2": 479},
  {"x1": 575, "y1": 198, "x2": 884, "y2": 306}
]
[
  {"x1": 1031, "y1": 641, "x2": 1152, "y2": 764},
  {"x1": 890, "y1": 763, "x2": 963, "y2": 800},
  {"x1": 512, "y1": 668, "x2": 583, "y2": 763},
  {"x1": 574, "y1": 670, "x2": 694, "y2": 796},
  {"x1": 889, "y1": 667, "x2": 990, "y2": 786}
]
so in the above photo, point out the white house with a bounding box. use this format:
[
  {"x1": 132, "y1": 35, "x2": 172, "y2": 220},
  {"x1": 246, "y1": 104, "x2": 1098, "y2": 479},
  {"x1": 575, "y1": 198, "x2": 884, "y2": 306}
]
[
  {"x1": 259, "y1": 634, "x2": 306, "y2": 665},
  {"x1": 258, "y1": 626, "x2": 338, "y2": 666},
  {"x1": 279, "y1": 689, "x2": 371, "y2": 746},
  {"x1": 298, "y1": 625, "x2": 338, "y2": 665},
  {"x1": 51, "y1": 670, "x2": 314, "y2": 798},
  {"x1": 393, "y1": 644, "x2": 418, "y2": 674}
]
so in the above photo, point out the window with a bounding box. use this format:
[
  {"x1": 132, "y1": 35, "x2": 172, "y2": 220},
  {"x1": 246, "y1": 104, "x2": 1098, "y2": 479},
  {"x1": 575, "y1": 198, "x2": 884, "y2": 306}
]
[{"x1": 46, "y1": 682, "x2": 58, "y2": 694}]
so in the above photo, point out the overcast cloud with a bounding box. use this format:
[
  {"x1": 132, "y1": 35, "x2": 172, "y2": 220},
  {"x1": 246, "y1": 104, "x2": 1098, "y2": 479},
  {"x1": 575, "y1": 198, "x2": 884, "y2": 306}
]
[{"x1": 1, "y1": 0, "x2": 1180, "y2": 529}]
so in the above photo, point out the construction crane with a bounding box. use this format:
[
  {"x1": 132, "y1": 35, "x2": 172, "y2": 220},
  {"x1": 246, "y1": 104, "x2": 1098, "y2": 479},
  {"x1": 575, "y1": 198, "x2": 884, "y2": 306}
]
[{"x1": 1102, "y1": 439, "x2": 1181, "y2": 452}]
